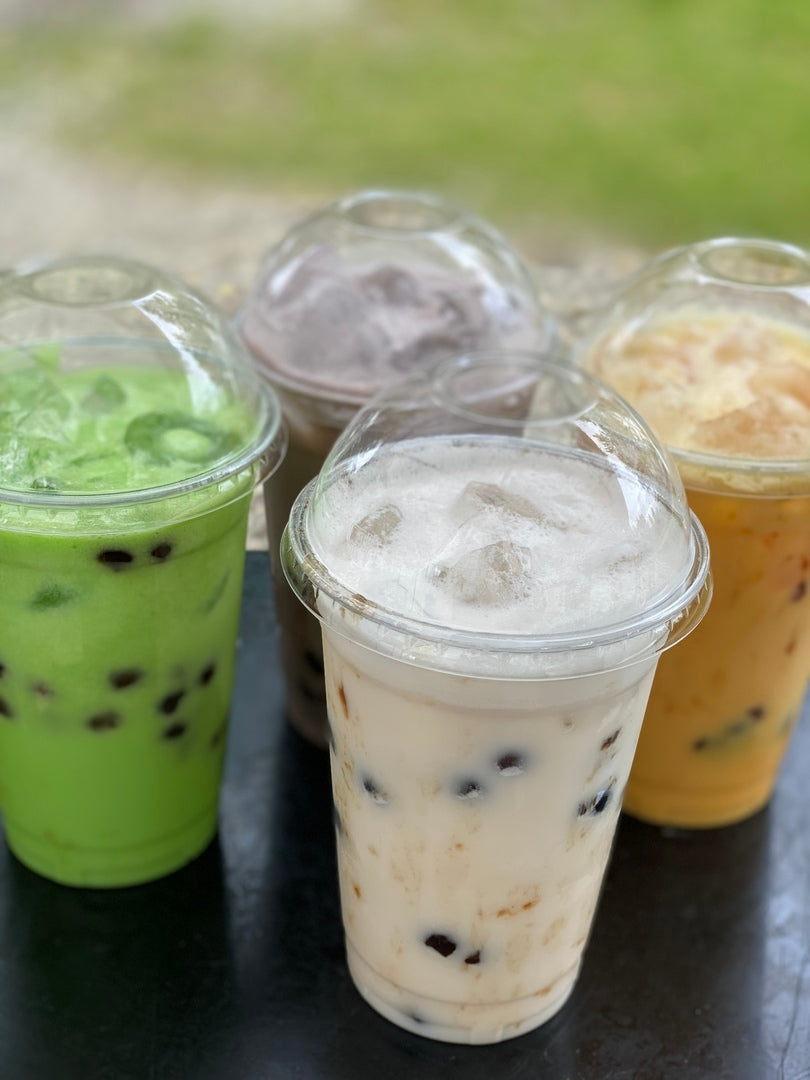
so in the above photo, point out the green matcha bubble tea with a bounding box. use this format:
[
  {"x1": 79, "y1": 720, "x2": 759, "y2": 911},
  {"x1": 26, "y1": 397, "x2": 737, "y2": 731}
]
[{"x1": 0, "y1": 257, "x2": 284, "y2": 887}]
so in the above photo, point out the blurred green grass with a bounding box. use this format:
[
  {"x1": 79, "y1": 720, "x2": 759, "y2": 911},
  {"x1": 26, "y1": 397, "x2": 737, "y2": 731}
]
[{"x1": 4, "y1": 0, "x2": 810, "y2": 246}]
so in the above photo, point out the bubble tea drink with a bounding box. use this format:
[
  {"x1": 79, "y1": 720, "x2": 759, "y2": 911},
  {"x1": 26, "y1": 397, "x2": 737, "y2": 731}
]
[
  {"x1": 237, "y1": 190, "x2": 552, "y2": 745},
  {"x1": 583, "y1": 238, "x2": 810, "y2": 828},
  {"x1": 282, "y1": 354, "x2": 710, "y2": 1043},
  {"x1": 0, "y1": 257, "x2": 284, "y2": 887}
]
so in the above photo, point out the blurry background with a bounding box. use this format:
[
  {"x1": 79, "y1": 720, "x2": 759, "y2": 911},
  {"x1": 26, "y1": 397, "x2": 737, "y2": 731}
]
[{"x1": 3, "y1": 0, "x2": 810, "y2": 317}]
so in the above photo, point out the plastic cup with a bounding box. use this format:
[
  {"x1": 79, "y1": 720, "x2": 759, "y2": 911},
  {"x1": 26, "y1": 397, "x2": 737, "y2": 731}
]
[
  {"x1": 581, "y1": 237, "x2": 810, "y2": 828},
  {"x1": 0, "y1": 256, "x2": 285, "y2": 887},
  {"x1": 281, "y1": 352, "x2": 710, "y2": 1043},
  {"x1": 236, "y1": 189, "x2": 555, "y2": 745}
]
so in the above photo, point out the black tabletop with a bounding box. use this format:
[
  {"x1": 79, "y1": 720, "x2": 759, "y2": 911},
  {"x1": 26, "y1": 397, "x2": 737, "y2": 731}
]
[{"x1": 1, "y1": 553, "x2": 809, "y2": 1080}]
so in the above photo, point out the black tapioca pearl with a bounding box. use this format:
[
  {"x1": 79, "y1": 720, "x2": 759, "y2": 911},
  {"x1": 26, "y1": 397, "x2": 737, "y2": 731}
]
[
  {"x1": 748, "y1": 706, "x2": 766, "y2": 722},
  {"x1": 425, "y1": 933, "x2": 457, "y2": 958},
  {"x1": 362, "y1": 775, "x2": 389, "y2": 805},
  {"x1": 791, "y1": 580, "x2": 807, "y2": 603},
  {"x1": 304, "y1": 649, "x2": 324, "y2": 676},
  {"x1": 298, "y1": 680, "x2": 325, "y2": 703},
  {"x1": 464, "y1": 951, "x2": 481, "y2": 965},
  {"x1": 0, "y1": 696, "x2": 14, "y2": 719},
  {"x1": 496, "y1": 752, "x2": 525, "y2": 776},
  {"x1": 578, "y1": 787, "x2": 613, "y2": 817},
  {"x1": 97, "y1": 549, "x2": 134, "y2": 571},
  {"x1": 150, "y1": 542, "x2": 173, "y2": 561},
  {"x1": 86, "y1": 711, "x2": 121, "y2": 732},
  {"x1": 199, "y1": 663, "x2": 216, "y2": 687},
  {"x1": 456, "y1": 778, "x2": 485, "y2": 800},
  {"x1": 600, "y1": 729, "x2": 621, "y2": 751},
  {"x1": 163, "y1": 722, "x2": 188, "y2": 741},
  {"x1": 159, "y1": 690, "x2": 186, "y2": 715},
  {"x1": 110, "y1": 668, "x2": 143, "y2": 690}
]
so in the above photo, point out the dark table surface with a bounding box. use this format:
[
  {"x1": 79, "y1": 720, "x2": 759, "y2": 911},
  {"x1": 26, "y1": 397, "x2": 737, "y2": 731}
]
[{"x1": 1, "y1": 553, "x2": 809, "y2": 1080}]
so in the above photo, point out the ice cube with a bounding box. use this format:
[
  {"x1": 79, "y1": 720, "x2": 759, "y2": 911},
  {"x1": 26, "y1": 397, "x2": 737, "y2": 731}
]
[
  {"x1": 360, "y1": 265, "x2": 422, "y2": 306},
  {"x1": 434, "y1": 540, "x2": 532, "y2": 606},
  {"x1": 458, "y1": 481, "x2": 546, "y2": 526},
  {"x1": 350, "y1": 503, "x2": 403, "y2": 548},
  {"x1": 81, "y1": 375, "x2": 126, "y2": 415}
]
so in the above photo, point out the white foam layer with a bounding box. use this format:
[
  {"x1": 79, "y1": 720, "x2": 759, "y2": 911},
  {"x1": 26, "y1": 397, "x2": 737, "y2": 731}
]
[{"x1": 310, "y1": 436, "x2": 689, "y2": 639}]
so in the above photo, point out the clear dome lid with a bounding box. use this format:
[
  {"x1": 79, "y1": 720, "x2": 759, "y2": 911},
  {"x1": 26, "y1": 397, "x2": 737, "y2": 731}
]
[
  {"x1": 282, "y1": 351, "x2": 711, "y2": 678},
  {"x1": 0, "y1": 255, "x2": 285, "y2": 504},
  {"x1": 578, "y1": 237, "x2": 810, "y2": 493},
  {"x1": 236, "y1": 189, "x2": 555, "y2": 409}
]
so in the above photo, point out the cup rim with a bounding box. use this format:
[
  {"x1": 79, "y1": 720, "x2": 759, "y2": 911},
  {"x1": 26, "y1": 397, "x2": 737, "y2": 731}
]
[{"x1": 282, "y1": 473, "x2": 712, "y2": 678}]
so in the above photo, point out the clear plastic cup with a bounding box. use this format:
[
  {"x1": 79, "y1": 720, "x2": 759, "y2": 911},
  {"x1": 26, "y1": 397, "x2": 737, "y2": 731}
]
[
  {"x1": 580, "y1": 237, "x2": 810, "y2": 828},
  {"x1": 281, "y1": 351, "x2": 710, "y2": 1043},
  {"x1": 0, "y1": 255, "x2": 285, "y2": 887},
  {"x1": 236, "y1": 189, "x2": 555, "y2": 745}
]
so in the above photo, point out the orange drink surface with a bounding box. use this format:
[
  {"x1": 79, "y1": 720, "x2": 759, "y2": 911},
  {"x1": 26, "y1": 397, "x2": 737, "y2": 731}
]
[{"x1": 587, "y1": 306, "x2": 810, "y2": 827}]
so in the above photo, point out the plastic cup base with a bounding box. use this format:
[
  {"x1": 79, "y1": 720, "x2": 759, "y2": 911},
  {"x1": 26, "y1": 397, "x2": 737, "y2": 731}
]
[
  {"x1": 346, "y1": 939, "x2": 579, "y2": 1045},
  {"x1": 3, "y1": 805, "x2": 219, "y2": 889}
]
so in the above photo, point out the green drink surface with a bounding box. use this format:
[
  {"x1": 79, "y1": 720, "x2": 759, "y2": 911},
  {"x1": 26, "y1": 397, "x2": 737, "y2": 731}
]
[{"x1": 0, "y1": 356, "x2": 253, "y2": 497}]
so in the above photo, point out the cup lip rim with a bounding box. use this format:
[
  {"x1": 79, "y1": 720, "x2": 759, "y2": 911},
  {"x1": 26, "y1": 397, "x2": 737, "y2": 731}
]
[
  {"x1": 332, "y1": 188, "x2": 467, "y2": 237},
  {"x1": 282, "y1": 467, "x2": 712, "y2": 672},
  {"x1": 688, "y1": 236, "x2": 810, "y2": 290}
]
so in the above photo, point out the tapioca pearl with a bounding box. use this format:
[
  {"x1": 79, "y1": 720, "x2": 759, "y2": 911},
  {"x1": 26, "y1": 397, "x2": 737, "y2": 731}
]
[
  {"x1": 31, "y1": 584, "x2": 76, "y2": 610},
  {"x1": 0, "y1": 696, "x2": 14, "y2": 719},
  {"x1": 424, "y1": 933, "x2": 457, "y2": 958},
  {"x1": 361, "y1": 774, "x2": 389, "y2": 805},
  {"x1": 791, "y1": 580, "x2": 807, "y2": 603},
  {"x1": 162, "y1": 721, "x2": 188, "y2": 741},
  {"x1": 495, "y1": 751, "x2": 526, "y2": 776},
  {"x1": 600, "y1": 729, "x2": 621, "y2": 751},
  {"x1": 298, "y1": 680, "x2": 322, "y2": 703},
  {"x1": 86, "y1": 711, "x2": 122, "y2": 733},
  {"x1": 109, "y1": 668, "x2": 144, "y2": 690},
  {"x1": 464, "y1": 951, "x2": 482, "y2": 965},
  {"x1": 199, "y1": 663, "x2": 216, "y2": 687},
  {"x1": 304, "y1": 649, "x2": 324, "y2": 675},
  {"x1": 159, "y1": 690, "x2": 186, "y2": 715},
  {"x1": 455, "y1": 778, "x2": 486, "y2": 800},
  {"x1": 577, "y1": 783, "x2": 615, "y2": 817},
  {"x1": 150, "y1": 542, "x2": 173, "y2": 561},
  {"x1": 97, "y1": 549, "x2": 135, "y2": 571}
]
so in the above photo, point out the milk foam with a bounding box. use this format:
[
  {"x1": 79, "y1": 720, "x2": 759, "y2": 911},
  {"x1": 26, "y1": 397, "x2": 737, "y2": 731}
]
[{"x1": 310, "y1": 436, "x2": 689, "y2": 638}]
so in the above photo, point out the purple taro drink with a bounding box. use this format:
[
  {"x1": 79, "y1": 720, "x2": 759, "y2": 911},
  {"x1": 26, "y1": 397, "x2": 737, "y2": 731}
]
[
  {"x1": 237, "y1": 189, "x2": 554, "y2": 745},
  {"x1": 0, "y1": 256, "x2": 284, "y2": 887},
  {"x1": 282, "y1": 353, "x2": 711, "y2": 1043}
]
